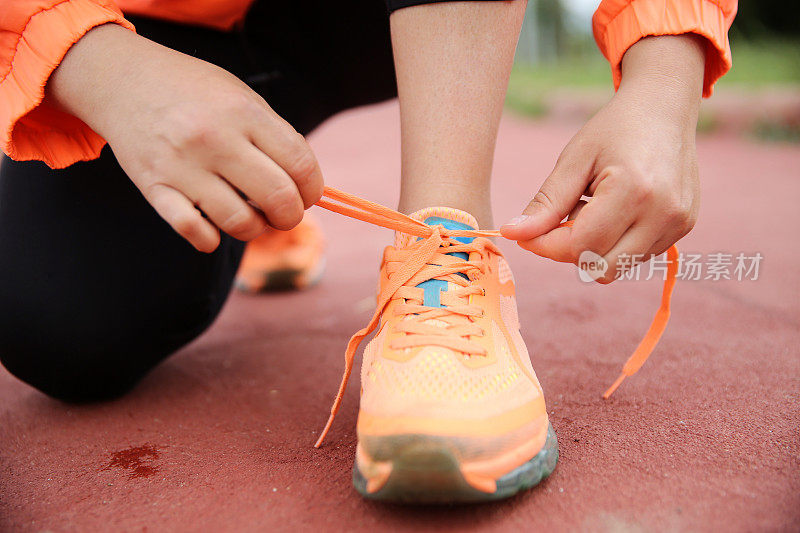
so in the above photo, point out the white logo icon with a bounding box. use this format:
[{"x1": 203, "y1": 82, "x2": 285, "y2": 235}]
[{"x1": 577, "y1": 250, "x2": 608, "y2": 282}]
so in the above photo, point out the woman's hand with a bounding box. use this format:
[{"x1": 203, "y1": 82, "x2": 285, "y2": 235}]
[
  {"x1": 501, "y1": 35, "x2": 705, "y2": 283},
  {"x1": 47, "y1": 24, "x2": 323, "y2": 253}
]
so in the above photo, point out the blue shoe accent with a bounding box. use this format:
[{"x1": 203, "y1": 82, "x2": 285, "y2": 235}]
[
  {"x1": 418, "y1": 216, "x2": 474, "y2": 308},
  {"x1": 420, "y1": 279, "x2": 448, "y2": 307}
]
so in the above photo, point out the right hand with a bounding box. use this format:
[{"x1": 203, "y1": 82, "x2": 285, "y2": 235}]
[{"x1": 47, "y1": 24, "x2": 323, "y2": 253}]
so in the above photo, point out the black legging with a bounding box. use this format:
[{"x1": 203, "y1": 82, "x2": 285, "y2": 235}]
[{"x1": 0, "y1": 2, "x2": 397, "y2": 401}]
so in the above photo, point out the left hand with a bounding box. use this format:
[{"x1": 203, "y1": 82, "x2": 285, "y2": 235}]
[{"x1": 501, "y1": 35, "x2": 706, "y2": 283}]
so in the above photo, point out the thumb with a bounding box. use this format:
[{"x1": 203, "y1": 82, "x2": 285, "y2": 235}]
[{"x1": 500, "y1": 147, "x2": 592, "y2": 241}]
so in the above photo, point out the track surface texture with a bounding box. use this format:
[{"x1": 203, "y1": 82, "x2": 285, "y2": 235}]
[{"x1": 2, "y1": 102, "x2": 798, "y2": 531}]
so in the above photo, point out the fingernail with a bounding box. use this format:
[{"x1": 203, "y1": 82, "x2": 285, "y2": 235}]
[{"x1": 503, "y1": 215, "x2": 530, "y2": 227}]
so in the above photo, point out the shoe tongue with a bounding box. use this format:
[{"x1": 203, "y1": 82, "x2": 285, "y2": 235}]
[{"x1": 395, "y1": 207, "x2": 479, "y2": 308}]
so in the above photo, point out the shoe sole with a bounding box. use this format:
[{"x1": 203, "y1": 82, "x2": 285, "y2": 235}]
[{"x1": 353, "y1": 423, "x2": 558, "y2": 504}]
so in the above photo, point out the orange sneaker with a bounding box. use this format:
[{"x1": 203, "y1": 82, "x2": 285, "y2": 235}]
[
  {"x1": 320, "y1": 206, "x2": 557, "y2": 502},
  {"x1": 234, "y1": 214, "x2": 325, "y2": 293}
]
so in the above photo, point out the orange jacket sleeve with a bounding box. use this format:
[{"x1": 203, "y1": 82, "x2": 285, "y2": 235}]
[
  {"x1": 593, "y1": 0, "x2": 738, "y2": 97},
  {"x1": 0, "y1": 0, "x2": 135, "y2": 168}
]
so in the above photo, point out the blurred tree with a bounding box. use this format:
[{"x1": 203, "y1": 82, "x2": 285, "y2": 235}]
[
  {"x1": 537, "y1": 0, "x2": 566, "y2": 58},
  {"x1": 516, "y1": 0, "x2": 568, "y2": 65}
]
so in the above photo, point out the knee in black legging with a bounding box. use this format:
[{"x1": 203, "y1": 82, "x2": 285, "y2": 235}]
[
  {"x1": 0, "y1": 302, "x2": 213, "y2": 402},
  {"x1": 1, "y1": 326, "x2": 149, "y2": 402}
]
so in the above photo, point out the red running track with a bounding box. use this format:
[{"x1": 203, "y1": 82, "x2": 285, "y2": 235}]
[{"x1": 1, "y1": 102, "x2": 798, "y2": 531}]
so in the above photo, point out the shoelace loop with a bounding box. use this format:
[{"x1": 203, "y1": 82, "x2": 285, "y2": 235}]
[{"x1": 313, "y1": 186, "x2": 678, "y2": 447}]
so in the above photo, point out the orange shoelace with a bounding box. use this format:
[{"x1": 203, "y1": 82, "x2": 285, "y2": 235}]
[
  {"x1": 385, "y1": 239, "x2": 497, "y2": 355},
  {"x1": 313, "y1": 186, "x2": 678, "y2": 447}
]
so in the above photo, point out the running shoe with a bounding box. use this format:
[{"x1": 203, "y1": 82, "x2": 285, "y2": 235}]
[
  {"x1": 234, "y1": 214, "x2": 325, "y2": 293},
  {"x1": 321, "y1": 206, "x2": 557, "y2": 503}
]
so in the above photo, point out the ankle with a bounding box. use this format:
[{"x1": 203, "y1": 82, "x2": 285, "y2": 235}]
[{"x1": 398, "y1": 184, "x2": 493, "y2": 228}]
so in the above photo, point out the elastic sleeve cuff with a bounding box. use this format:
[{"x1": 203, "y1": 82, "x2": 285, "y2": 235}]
[
  {"x1": 0, "y1": 0, "x2": 135, "y2": 169},
  {"x1": 592, "y1": 0, "x2": 737, "y2": 98}
]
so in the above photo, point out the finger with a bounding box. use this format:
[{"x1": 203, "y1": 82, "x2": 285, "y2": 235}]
[
  {"x1": 216, "y1": 142, "x2": 305, "y2": 230},
  {"x1": 515, "y1": 196, "x2": 604, "y2": 264},
  {"x1": 184, "y1": 173, "x2": 268, "y2": 242},
  {"x1": 597, "y1": 224, "x2": 661, "y2": 284},
  {"x1": 500, "y1": 142, "x2": 594, "y2": 241},
  {"x1": 567, "y1": 199, "x2": 588, "y2": 221},
  {"x1": 567, "y1": 175, "x2": 641, "y2": 260},
  {"x1": 144, "y1": 183, "x2": 220, "y2": 253},
  {"x1": 247, "y1": 110, "x2": 324, "y2": 208},
  {"x1": 646, "y1": 206, "x2": 697, "y2": 258},
  {"x1": 517, "y1": 225, "x2": 575, "y2": 263},
  {"x1": 645, "y1": 226, "x2": 688, "y2": 259}
]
